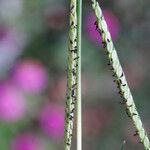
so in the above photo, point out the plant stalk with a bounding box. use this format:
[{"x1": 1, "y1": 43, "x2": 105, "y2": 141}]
[{"x1": 76, "y1": 0, "x2": 82, "y2": 149}]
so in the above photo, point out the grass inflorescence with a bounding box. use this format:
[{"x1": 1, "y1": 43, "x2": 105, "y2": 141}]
[{"x1": 91, "y1": 0, "x2": 150, "y2": 149}]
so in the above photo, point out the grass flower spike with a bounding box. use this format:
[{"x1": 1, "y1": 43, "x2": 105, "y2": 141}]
[
  {"x1": 91, "y1": 0, "x2": 150, "y2": 149},
  {"x1": 64, "y1": 0, "x2": 78, "y2": 149}
]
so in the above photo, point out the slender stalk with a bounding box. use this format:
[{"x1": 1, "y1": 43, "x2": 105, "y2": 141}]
[
  {"x1": 121, "y1": 140, "x2": 126, "y2": 150},
  {"x1": 91, "y1": 0, "x2": 150, "y2": 149},
  {"x1": 76, "y1": 0, "x2": 82, "y2": 149},
  {"x1": 64, "y1": 0, "x2": 78, "y2": 150}
]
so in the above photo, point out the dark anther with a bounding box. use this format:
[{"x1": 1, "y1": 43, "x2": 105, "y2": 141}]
[
  {"x1": 101, "y1": 30, "x2": 104, "y2": 33},
  {"x1": 70, "y1": 48, "x2": 77, "y2": 53},
  {"x1": 122, "y1": 99, "x2": 127, "y2": 103},
  {"x1": 106, "y1": 51, "x2": 109, "y2": 55},
  {"x1": 69, "y1": 115, "x2": 73, "y2": 120},
  {"x1": 71, "y1": 88, "x2": 76, "y2": 98},
  {"x1": 112, "y1": 72, "x2": 116, "y2": 77},
  {"x1": 94, "y1": 21, "x2": 99, "y2": 30},
  {"x1": 132, "y1": 113, "x2": 137, "y2": 116},
  {"x1": 125, "y1": 109, "x2": 131, "y2": 119},
  {"x1": 72, "y1": 89, "x2": 75, "y2": 96},
  {"x1": 120, "y1": 72, "x2": 124, "y2": 78},
  {"x1": 74, "y1": 64, "x2": 78, "y2": 67},
  {"x1": 97, "y1": 29, "x2": 102, "y2": 35},
  {"x1": 72, "y1": 83, "x2": 77, "y2": 89},
  {"x1": 119, "y1": 79, "x2": 122, "y2": 84},
  {"x1": 70, "y1": 108, "x2": 75, "y2": 113},
  {"x1": 120, "y1": 95, "x2": 123, "y2": 98},
  {"x1": 71, "y1": 101, "x2": 75, "y2": 105},
  {"x1": 107, "y1": 38, "x2": 110, "y2": 42},
  {"x1": 72, "y1": 69, "x2": 76, "y2": 76},
  {"x1": 74, "y1": 45, "x2": 77, "y2": 49},
  {"x1": 70, "y1": 5, "x2": 74, "y2": 11},
  {"x1": 74, "y1": 56, "x2": 79, "y2": 60},
  {"x1": 102, "y1": 41, "x2": 107, "y2": 48},
  {"x1": 66, "y1": 113, "x2": 69, "y2": 117},
  {"x1": 66, "y1": 113, "x2": 73, "y2": 120},
  {"x1": 74, "y1": 38, "x2": 77, "y2": 42},
  {"x1": 127, "y1": 104, "x2": 133, "y2": 107},
  {"x1": 95, "y1": 25, "x2": 98, "y2": 30},
  {"x1": 122, "y1": 84, "x2": 126, "y2": 86},
  {"x1": 134, "y1": 131, "x2": 139, "y2": 136},
  {"x1": 73, "y1": 25, "x2": 77, "y2": 29},
  {"x1": 66, "y1": 142, "x2": 70, "y2": 146},
  {"x1": 118, "y1": 91, "x2": 124, "y2": 95},
  {"x1": 70, "y1": 40, "x2": 73, "y2": 44},
  {"x1": 67, "y1": 138, "x2": 70, "y2": 142},
  {"x1": 94, "y1": 21, "x2": 98, "y2": 25},
  {"x1": 71, "y1": 21, "x2": 74, "y2": 26}
]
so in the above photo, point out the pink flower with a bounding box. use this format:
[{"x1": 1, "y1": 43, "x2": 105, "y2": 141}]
[
  {"x1": 85, "y1": 10, "x2": 120, "y2": 45},
  {"x1": 39, "y1": 104, "x2": 64, "y2": 139},
  {"x1": 12, "y1": 60, "x2": 48, "y2": 94},
  {"x1": 0, "y1": 83, "x2": 26, "y2": 122},
  {"x1": 11, "y1": 133, "x2": 43, "y2": 150}
]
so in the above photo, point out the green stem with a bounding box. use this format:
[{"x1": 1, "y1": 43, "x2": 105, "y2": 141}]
[
  {"x1": 121, "y1": 140, "x2": 126, "y2": 150},
  {"x1": 76, "y1": 0, "x2": 82, "y2": 149},
  {"x1": 91, "y1": 0, "x2": 150, "y2": 149},
  {"x1": 64, "y1": 0, "x2": 78, "y2": 150}
]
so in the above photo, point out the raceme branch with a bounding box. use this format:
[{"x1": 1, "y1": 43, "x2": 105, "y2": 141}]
[{"x1": 91, "y1": 0, "x2": 150, "y2": 149}]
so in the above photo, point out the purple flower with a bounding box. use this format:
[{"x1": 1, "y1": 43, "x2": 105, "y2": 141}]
[
  {"x1": 0, "y1": 83, "x2": 26, "y2": 122},
  {"x1": 12, "y1": 60, "x2": 48, "y2": 94},
  {"x1": 85, "y1": 10, "x2": 120, "y2": 45},
  {"x1": 39, "y1": 104, "x2": 64, "y2": 140},
  {"x1": 11, "y1": 133, "x2": 43, "y2": 150}
]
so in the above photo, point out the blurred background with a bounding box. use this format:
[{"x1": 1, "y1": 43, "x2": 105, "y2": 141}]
[{"x1": 0, "y1": 0, "x2": 150, "y2": 149}]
